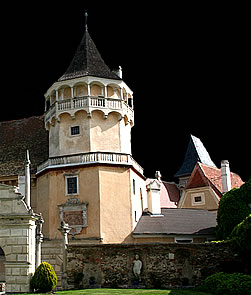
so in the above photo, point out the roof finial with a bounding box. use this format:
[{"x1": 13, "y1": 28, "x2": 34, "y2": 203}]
[{"x1": 85, "y1": 11, "x2": 88, "y2": 31}]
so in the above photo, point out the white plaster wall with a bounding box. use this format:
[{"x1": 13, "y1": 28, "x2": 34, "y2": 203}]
[
  {"x1": 130, "y1": 170, "x2": 147, "y2": 229},
  {"x1": 120, "y1": 118, "x2": 132, "y2": 154}
]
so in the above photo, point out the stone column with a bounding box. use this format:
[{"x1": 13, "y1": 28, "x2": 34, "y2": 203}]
[
  {"x1": 58, "y1": 221, "x2": 71, "y2": 290},
  {"x1": 35, "y1": 215, "x2": 44, "y2": 269},
  {"x1": 25, "y1": 150, "x2": 31, "y2": 209}
]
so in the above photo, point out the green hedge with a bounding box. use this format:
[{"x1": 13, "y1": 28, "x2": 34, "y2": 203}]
[
  {"x1": 199, "y1": 272, "x2": 251, "y2": 295},
  {"x1": 30, "y1": 262, "x2": 57, "y2": 292}
]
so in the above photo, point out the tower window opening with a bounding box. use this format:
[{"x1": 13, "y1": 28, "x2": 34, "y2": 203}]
[
  {"x1": 71, "y1": 126, "x2": 80, "y2": 136},
  {"x1": 128, "y1": 97, "x2": 133, "y2": 108},
  {"x1": 66, "y1": 176, "x2": 78, "y2": 195},
  {"x1": 133, "y1": 179, "x2": 136, "y2": 195}
]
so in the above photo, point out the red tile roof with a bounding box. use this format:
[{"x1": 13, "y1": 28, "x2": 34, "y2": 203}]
[{"x1": 186, "y1": 162, "x2": 244, "y2": 197}]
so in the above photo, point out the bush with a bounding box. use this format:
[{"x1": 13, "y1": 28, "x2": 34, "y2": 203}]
[
  {"x1": 199, "y1": 272, "x2": 251, "y2": 295},
  {"x1": 31, "y1": 262, "x2": 57, "y2": 292},
  {"x1": 216, "y1": 181, "x2": 251, "y2": 240},
  {"x1": 230, "y1": 214, "x2": 251, "y2": 254}
]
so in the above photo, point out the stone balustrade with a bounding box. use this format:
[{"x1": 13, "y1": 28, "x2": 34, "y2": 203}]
[
  {"x1": 45, "y1": 96, "x2": 134, "y2": 124},
  {"x1": 37, "y1": 152, "x2": 143, "y2": 175}
]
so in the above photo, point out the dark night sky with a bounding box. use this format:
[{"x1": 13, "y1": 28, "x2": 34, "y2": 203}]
[{"x1": 1, "y1": 4, "x2": 250, "y2": 181}]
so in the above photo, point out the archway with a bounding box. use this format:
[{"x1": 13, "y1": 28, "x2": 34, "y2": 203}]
[{"x1": 0, "y1": 247, "x2": 5, "y2": 283}]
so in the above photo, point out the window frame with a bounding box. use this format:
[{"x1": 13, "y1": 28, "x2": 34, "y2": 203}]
[
  {"x1": 65, "y1": 175, "x2": 79, "y2": 196},
  {"x1": 70, "y1": 125, "x2": 80, "y2": 136},
  {"x1": 191, "y1": 192, "x2": 205, "y2": 206}
]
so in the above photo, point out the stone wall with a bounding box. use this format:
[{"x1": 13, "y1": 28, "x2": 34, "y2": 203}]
[
  {"x1": 0, "y1": 184, "x2": 38, "y2": 293},
  {"x1": 66, "y1": 242, "x2": 240, "y2": 289},
  {"x1": 41, "y1": 240, "x2": 63, "y2": 289}
]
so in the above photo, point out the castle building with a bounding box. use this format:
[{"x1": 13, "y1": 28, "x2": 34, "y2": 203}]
[
  {"x1": 0, "y1": 18, "x2": 245, "y2": 291},
  {"x1": 37, "y1": 24, "x2": 148, "y2": 245}
]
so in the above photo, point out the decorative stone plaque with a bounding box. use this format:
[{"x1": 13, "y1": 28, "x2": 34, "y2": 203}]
[{"x1": 58, "y1": 198, "x2": 88, "y2": 236}]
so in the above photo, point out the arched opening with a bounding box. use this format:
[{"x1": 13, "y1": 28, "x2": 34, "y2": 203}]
[
  {"x1": 107, "y1": 85, "x2": 120, "y2": 98},
  {"x1": 90, "y1": 83, "x2": 104, "y2": 97},
  {"x1": 75, "y1": 83, "x2": 88, "y2": 97},
  {"x1": 0, "y1": 247, "x2": 5, "y2": 283}
]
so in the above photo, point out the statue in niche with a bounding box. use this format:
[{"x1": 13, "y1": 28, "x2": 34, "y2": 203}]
[{"x1": 133, "y1": 254, "x2": 142, "y2": 278}]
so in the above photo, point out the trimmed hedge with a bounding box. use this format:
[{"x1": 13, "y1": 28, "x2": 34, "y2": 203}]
[
  {"x1": 30, "y1": 262, "x2": 57, "y2": 292},
  {"x1": 199, "y1": 272, "x2": 251, "y2": 295}
]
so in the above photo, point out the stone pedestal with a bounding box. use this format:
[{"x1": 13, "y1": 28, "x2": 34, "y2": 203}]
[{"x1": 58, "y1": 222, "x2": 71, "y2": 290}]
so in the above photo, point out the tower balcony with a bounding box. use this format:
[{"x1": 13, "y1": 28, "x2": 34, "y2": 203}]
[
  {"x1": 36, "y1": 151, "x2": 144, "y2": 176},
  {"x1": 44, "y1": 96, "x2": 134, "y2": 127}
]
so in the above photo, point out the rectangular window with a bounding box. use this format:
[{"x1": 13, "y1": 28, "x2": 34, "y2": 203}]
[
  {"x1": 71, "y1": 126, "x2": 80, "y2": 136},
  {"x1": 133, "y1": 179, "x2": 135, "y2": 195},
  {"x1": 66, "y1": 176, "x2": 78, "y2": 195},
  {"x1": 194, "y1": 196, "x2": 202, "y2": 203},
  {"x1": 191, "y1": 192, "x2": 205, "y2": 206}
]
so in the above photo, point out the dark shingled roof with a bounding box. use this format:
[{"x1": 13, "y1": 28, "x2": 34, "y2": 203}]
[
  {"x1": 175, "y1": 134, "x2": 216, "y2": 177},
  {"x1": 133, "y1": 208, "x2": 216, "y2": 236},
  {"x1": 58, "y1": 28, "x2": 121, "y2": 81},
  {"x1": 0, "y1": 116, "x2": 49, "y2": 176}
]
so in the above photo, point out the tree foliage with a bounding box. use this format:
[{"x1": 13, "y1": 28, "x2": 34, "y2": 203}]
[
  {"x1": 230, "y1": 214, "x2": 251, "y2": 254},
  {"x1": 30, "y1": 262, "x2": 57, "y2": 292},
  {"x1": 216, "y1": 178, "x2": 251, "y2": 240}
]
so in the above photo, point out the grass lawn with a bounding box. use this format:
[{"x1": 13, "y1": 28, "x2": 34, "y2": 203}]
[{"x1": 17, "y1": 289, "x2": 211, "y2": 295}]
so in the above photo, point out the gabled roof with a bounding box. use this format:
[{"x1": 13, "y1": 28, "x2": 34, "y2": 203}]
[
  {"x1": 0, "y1": 116, "x2": 49, "y2": 176},
  {"x1": 186, "y1": 162, "x2": 244, "y2": 197},
  {"x1": 58, "y1": 28, "x2": 121, "y2": 81},
  {"x1": 133, "y1": 208, "x2": 216, "y2": 236},
  {"x1": 175, "y1": 134, "x2": 216, "y2": 177}
]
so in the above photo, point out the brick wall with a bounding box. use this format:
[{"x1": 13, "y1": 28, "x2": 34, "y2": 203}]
[{"x1": 65, "y1": 242, "x2": 240, "y2": 289}]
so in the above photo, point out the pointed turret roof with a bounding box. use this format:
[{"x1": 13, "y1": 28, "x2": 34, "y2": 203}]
[
  {"x1": 175, "y1": 135, "x2": 216, "y2": 177},
  {"x1": 58, "y1": 27, "x2": 120, "y2": 81}
]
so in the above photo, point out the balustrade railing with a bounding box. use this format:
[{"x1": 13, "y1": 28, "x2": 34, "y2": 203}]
[
  {"x1": 45, "y1": 96, "x2": 133, "y2": 123},
  {"x1": 37, "y1": 152, "x2": 143, "y2": 175}
]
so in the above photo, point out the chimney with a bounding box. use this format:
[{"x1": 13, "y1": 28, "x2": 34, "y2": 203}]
[
  {"x1": 113, "y1": 66, "x2": 122, "y2": 79},
  {"x1": 221, "y1": 160, "x2": 231, "y2": 194},
  {"x1": 155, "y1": 171, "x2": 162, "y2": 181},
  {"x1": 146, "y1": 171, "x2": 162, "y2": 215},
  {"x1": 25, "y1": 150, "x2": 31, "y2": 208}
]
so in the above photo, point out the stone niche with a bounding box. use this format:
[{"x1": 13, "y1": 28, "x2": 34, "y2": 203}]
[
  {"x1": 58, "y1": 198, "x2": 88, "y2": 236},
  {"x1": 0, "y1": 184, "x2": 39, "y2": 293}
]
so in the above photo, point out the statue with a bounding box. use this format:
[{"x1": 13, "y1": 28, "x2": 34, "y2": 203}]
[{"x1": 133, "y1": 254, "x2": 142, "y2": 278}]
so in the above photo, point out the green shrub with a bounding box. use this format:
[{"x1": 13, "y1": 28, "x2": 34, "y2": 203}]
[
  {"x1": 200, "y1": 272, "x2": 251, "y2": 295},
  {"x1": 216, "y1": 182, "x2": 251, "y2": 240},
  {"x1": 30, "y1": 262, "x2": 57, "y2": 292},
  {"x1": 230, "y1": 214, "x2": 251, "y2": 254}
]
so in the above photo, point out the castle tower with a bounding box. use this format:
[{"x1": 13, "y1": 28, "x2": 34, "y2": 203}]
[
  {"x1": 44, "y1": 24, "x2": 134, "y2": 157},
  {"x1": 36, "y1": 18, "x2": 146, "y2": 246}
]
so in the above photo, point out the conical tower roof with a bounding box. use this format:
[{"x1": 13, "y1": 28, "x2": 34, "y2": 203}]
[
  {"x1": 175, "y1": 135, "x2": 216, "y2": 177},
  {"x1": 58, "y1": 27, "x2": 120, "y2": 81}
]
